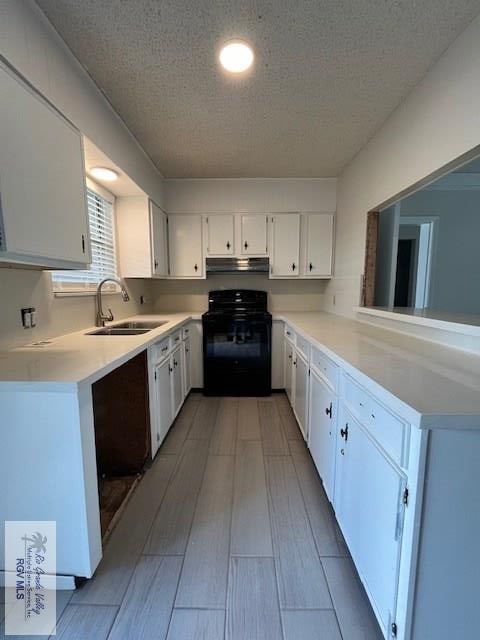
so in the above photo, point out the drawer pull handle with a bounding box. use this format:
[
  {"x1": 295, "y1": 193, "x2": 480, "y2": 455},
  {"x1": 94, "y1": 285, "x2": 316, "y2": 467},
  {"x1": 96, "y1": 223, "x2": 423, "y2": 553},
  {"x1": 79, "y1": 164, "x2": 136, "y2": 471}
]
[
  {"x1": 340, "y1": 448, "x2": 345, "y2": 456},
  {"x1": 161, "y1": 346, "x2": 168, "y2": 352},
  {"x1": 325, "y1": 403, "x2": 332, "y2": 418},
  {"x1": 175, "y1": 336, "x2": 180, "y2": 341},
  {"x1": 340, "y1": 424, "x2": 349, "y2": 441}
]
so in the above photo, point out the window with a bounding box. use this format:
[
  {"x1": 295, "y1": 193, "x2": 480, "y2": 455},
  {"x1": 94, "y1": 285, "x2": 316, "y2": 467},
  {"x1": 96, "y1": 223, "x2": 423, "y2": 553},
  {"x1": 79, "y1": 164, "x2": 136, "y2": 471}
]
[{"x1": 52, "y1": 187, "x2": 118, "y2": 292}]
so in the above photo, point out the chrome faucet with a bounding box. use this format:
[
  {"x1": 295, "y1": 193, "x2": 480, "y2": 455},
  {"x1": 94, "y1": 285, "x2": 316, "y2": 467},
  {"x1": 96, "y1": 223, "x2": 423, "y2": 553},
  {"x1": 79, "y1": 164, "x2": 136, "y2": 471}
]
[{"x1": 95, "y1": 277, "x2": 130, "y2": 326}]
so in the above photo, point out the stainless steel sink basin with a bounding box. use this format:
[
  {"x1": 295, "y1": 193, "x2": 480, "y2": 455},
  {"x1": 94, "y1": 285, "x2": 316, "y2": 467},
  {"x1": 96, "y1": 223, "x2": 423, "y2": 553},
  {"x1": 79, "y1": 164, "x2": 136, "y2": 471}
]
[
  {"x1": 111, "y1": 320, "x2": 167, "y2": 330},
  {"x1": 87, "y1": 327, "x2": 151, "y2": 336}
]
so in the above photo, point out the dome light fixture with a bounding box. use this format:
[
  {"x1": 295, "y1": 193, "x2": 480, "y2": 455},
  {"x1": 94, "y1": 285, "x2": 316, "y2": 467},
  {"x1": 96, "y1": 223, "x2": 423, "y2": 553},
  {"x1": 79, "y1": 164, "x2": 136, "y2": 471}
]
[
  {"x1": 219, "y1": 40, "x2": 254, "y2": 73},
  {"x1": 90, "y1": 166, "x2": 119, "y2": 182}
]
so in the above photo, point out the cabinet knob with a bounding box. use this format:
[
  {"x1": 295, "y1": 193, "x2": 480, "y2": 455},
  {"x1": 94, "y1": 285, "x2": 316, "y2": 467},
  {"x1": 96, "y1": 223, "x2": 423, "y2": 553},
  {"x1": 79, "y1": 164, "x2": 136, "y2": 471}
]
[
  {"x1": 226, "y1": 241, "x2": 231, "y2": 250},
  {"x1": 340, "y1": 423, "x2": 349, "y2": 441},
  {"x1": 154, "y1": 259, "x2": 158, "y2": 269},
  {"x1": 309, "y1": 262, "x2": 313, "y2": 271},
  {"x1": 325, "y1": 403, "x2": 332, "y2": 418},
  {"x1": 194, "y1": 263, "x2": 198, "y2": 272},
  {"x1": 244, "y1": 241, "x2": 248, "y2": 249},
  {"x1": 292, "y1": 262, "x2": 296, "y2": 271}
]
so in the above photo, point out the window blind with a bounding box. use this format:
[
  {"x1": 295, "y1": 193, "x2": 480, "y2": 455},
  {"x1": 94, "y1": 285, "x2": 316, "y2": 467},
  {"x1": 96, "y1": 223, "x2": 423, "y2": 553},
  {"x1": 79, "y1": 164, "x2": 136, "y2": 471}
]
[{"x1": 52, "y1": 188, "x2": 118, "y2": 291}]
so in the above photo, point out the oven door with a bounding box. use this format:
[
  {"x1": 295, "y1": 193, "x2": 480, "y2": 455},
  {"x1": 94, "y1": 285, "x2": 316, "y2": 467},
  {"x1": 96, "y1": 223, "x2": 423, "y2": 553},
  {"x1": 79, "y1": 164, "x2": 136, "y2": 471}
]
[{"x1": 203, "y1": 314, "x2": 272, "y2": 396}]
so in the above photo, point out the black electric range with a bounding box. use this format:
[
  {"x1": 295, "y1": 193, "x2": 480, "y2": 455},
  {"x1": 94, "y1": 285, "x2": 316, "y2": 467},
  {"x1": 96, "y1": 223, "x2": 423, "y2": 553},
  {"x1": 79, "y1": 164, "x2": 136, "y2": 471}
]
[{"x1": 202, "y1": 290, "x2": 272, "y2": 396}]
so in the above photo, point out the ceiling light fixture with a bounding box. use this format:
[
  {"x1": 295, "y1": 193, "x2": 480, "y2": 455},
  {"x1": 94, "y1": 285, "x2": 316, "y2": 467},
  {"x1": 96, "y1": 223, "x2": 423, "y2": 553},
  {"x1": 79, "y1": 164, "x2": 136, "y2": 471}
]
[
  {"x1": 90, "y1": 166, "x2": 119, "y2": 182},
  {"x1": 219, "y1": 40, "x2": 254, "y2": 73}
]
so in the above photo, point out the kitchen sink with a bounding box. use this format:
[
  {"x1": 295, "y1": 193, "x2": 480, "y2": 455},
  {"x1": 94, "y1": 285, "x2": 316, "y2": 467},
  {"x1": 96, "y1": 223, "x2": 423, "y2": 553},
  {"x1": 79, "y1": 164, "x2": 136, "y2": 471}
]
[
  {"x1": 87, "y1": 327, "x2": 151, "y2": 336},
  {"x1": 111, "y1": 320, "x2": 167, "y2": 330},
  {"x1": 86, "y1": 320, "x2": 167, "y2": 336},
  {"x1": 86, "y1": 319, "x2": 167, "y2": 336}
]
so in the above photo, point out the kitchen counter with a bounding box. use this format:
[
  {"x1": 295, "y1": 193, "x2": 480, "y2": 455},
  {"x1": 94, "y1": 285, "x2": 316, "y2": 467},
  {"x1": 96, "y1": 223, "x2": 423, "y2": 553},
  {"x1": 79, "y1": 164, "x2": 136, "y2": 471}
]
[
  {"x1": 1, "y1": 311, "x2": 480, "y2": 428},
  {"x1": 0, "y1": 313, "x2": 199, "y2": 390}
]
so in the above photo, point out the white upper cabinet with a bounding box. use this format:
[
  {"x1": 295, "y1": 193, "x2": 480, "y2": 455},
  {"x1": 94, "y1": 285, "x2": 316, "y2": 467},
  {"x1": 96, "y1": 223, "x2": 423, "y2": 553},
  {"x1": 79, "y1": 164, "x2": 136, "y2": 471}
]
[
  {"x1": 205, "y1": 214, "x2": 234, "y2": 256},
  {"x1": 151, "y1": 202, "x2": 168, "y2": 276},
  {"x1": 301, "y1": 213, "x2": 334, "y2": 277},
  {"x1": 169, "y1": 214, "x2": 204, "y2": 277},
  {"x1": 269, "y1": 213, "x2": 300, "y2": 277},
  {"x1": 0, "y1": 64, "x2": 89, "y2": 268},
  {"x1": 117, "y1": 196, "x2": 168, "y2": 278},
  {"x1": 240, "y1": 214, "x2": 268, "y2": 255}
]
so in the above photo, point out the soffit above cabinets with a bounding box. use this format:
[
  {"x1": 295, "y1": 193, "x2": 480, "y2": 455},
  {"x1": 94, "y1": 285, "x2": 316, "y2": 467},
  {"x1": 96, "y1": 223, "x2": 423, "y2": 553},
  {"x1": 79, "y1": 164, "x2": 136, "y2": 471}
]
[{"x1": 36, "y1": 0, "x2": 480, "y2": 178}]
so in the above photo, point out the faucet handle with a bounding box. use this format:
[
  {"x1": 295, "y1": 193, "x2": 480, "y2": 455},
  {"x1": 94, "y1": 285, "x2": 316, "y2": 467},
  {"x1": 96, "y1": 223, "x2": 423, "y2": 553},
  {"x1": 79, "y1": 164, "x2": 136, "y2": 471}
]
[{"x1": 107, "y1": 308, "x2": 114, "y2": 322}]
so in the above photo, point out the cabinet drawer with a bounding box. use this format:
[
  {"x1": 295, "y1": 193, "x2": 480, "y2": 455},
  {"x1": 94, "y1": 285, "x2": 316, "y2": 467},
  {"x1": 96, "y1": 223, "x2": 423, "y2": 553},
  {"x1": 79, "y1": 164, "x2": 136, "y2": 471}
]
[
  {"x1": 171, "y1": 330, "x2": 182, "y2": 347},
  {"x1": 152, "y1": 336, "x2": 171, "y2": 362},
  {"x1": 343, "y1": 375, "x2": 409, "y2": 468},
  {"x1": 284, "y1": 325, "x2": 295, "y2": 343},
  {"x1": 311, "y1": 346, "x2": 339, "y2": 392},
  {"x1": 296, "y1": 334, "x2": 310, "y2": 361},
  {"x1": 182, "y1": 325, "x2": 191, "y2": 340}
]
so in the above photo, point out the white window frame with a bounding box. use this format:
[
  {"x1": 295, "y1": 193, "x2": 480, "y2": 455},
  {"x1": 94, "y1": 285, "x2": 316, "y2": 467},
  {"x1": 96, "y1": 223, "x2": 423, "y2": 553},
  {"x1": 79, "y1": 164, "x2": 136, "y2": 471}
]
[{"x1": 51, "y1": 179, "x2": 119, "y2": 295}]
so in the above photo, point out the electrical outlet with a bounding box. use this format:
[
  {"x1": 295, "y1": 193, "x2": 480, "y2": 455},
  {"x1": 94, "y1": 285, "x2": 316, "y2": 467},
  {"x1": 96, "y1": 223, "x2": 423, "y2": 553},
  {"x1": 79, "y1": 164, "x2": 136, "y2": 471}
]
[{"x1": 21, "y1": 307, "x2": 35, "y2": 329}]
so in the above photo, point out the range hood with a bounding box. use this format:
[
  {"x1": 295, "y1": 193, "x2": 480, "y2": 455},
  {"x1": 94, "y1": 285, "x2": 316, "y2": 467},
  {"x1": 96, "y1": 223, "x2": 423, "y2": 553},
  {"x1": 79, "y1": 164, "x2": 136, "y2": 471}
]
[{"x1": 206, "y1": 257, "x2": 269, "y2": 275}]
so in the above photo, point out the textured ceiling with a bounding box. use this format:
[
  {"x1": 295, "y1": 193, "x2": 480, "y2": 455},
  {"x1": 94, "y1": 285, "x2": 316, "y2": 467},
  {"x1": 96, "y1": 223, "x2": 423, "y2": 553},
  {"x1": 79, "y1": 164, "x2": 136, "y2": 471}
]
[{"x1": 36, "y1": 1, "x2": 480, "y2": 178}]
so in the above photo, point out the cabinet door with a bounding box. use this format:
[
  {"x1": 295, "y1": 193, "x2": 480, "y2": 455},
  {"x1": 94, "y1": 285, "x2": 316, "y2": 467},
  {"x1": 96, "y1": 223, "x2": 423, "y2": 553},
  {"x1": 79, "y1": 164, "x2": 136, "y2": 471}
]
[
  {"x1": 241, "y1": 214, "x2": 268, "y2": 255},
  {"x1": 308, "y1": 371, "x2": 337, "y2": 501},
  {"x1": 150, "y1": 202, "x2": 168, "y2": 276},
  {"x1": 171, "y1": 348, "x2": 183, "y2": 417},
  {"x1": 189, "y1": 320, "x2": 203, "y2": 388},
  {"x1": 154, "y1": 358, "x2": 173, "y2": 452},
  {"x1": 293, "y1": 352, "x2": 309, "y2": 440},
  {"x1": 302, "y1": 213, "x2": 334, "y2": 277},
  {"x1": 206, "y1": 214, "x2": 234, "y2": 255},
  {"x1": 169, "y1": 214, "x2": 203, "y2": 277},
  {"x1": 270, "y1": 214, "x2": 300, "y2": 277},
  {"x1": 0, "y1": 65, "x2": 89, "y2": 266},
  {"x1": 182, "y1": 337, "x2": 192, "y2": 396},
  {"x1": 334, "y1": 411, "x2": 406, "y2": 636},
  {"x1": 285, "y1": 341, "x2": 294, "y2": 404}
]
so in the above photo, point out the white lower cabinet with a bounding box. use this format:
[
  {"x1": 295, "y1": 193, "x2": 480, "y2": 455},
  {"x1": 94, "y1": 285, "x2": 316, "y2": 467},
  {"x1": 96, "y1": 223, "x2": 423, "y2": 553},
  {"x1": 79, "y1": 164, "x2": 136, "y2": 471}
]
[
  {"x1": 284, "y1": 340, "x2": 294, "y2": 404},
  {"x1": 182, "y1": 336, "x2": 192, "y2": 396},
  {"x1": 334, "y1": 410, "x2": 407, "y2": 637},
  {"x1": 308, "y1": 370, "x2": 337, "y2": 501},
  {"x1": 152, "y1": 356, "x2": 173, "y2": 456},
  {"x1": 293, "y1": 350, "x2": 309, "y2": 440},
  {"x1": 171, "y1": 346, "x2": 183, "y2": 418}
]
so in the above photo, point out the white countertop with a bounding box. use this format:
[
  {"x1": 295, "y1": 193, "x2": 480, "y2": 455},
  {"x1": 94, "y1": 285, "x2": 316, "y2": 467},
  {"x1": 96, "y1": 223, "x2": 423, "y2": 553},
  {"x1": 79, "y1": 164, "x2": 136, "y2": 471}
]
[
  {"x1": 0, "y1": 313, "x2": 198, "y2": 391},
  {"x1": 1, "y1": 311, "x2": 480, "y2": 429}
]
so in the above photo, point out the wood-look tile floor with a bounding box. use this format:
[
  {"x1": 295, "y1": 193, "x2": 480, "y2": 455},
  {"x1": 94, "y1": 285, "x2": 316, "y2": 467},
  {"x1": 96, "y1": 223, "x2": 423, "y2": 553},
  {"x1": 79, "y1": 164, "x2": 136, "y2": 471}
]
[{"x1": 1, "y1": 393, "x2": 382, "y2": 640}]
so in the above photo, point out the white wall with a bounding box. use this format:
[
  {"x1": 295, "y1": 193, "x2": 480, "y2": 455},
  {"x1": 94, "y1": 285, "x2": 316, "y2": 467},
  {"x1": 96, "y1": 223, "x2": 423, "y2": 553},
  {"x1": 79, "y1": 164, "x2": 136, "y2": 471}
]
[
  {"x1": 325, "y1": 14, "x2": 480, "y2": 320},
  {"x1": 0, "y1": 1, "x2": 160, "y2": 349},
  {"x1": 164, "y1": 178, "x2": 336, "y2": 213},
  {"x1": 151, "y1": 275, "x2": 326, "y2": 314}
]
